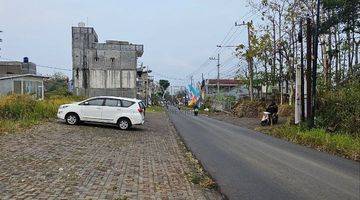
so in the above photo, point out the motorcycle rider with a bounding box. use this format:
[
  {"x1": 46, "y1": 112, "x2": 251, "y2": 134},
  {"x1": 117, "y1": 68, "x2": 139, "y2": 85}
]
[
  {"x1": 266, "y1": 101, "x2": 278, "y2": 125},
  {"x1": 193, "y1": 104, "x2": 199, "y2": 116}
]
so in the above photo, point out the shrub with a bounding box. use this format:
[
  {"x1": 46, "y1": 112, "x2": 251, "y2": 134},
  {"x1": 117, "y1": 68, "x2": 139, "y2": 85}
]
[
  {"x1": 0, "y1": 94, "x2": 83, "y2": 133},
  {"x1": 278, "y1": 104, "x2": 294, "y2": 117},
  {"x1": 316, "y1": 82, "x2": 360, "y2": 136},
  {"x1": 0, "y1": 94, "x2": 37, "y2": 120}
]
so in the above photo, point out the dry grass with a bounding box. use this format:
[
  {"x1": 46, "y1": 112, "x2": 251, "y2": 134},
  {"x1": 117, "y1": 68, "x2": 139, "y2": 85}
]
[{"x1": 0, "y1": 94, "x2": 83, "y2": 133}]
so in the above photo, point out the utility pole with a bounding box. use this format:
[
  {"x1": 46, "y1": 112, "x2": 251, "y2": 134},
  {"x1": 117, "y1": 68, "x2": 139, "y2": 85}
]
[
  {"x1": 235, "y1": 21, "x2": 254, "y2": 101},
  {"x1": 217, "y1": 53, "x2": 220, "y2": 94},
  {"x1": 190, "y1": 75, "x2": 193, "y2": 86},
  {"x1": 0, "y1": 30, "x2": 3, "y2": 59},
  {"x1": 247, "y1": 21, "x2": 254, "y2": 101},
  {"x1": 145, "y1": 65, "x2": 149, "y2": 106},
  {"x1": 311, "y1": 0, "x2": 321, "y2": 128},
  {"x1": 209, "y1": 54, "x2": 220, "y2": 94},
  {"x1": 296, "y1": 18, "x2": 305, "y2": 124},
  {"x1": 306, "y1": 18, "x2": 313, "y2": 124}
]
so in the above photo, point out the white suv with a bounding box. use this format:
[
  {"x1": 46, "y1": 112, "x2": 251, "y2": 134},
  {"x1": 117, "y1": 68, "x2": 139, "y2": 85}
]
[{"x1": 57, "y1": 96, "x2": 145, "y2": 130}]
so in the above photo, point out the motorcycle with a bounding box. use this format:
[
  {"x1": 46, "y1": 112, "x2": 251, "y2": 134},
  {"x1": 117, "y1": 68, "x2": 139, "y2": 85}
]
[{"x1": 260, "y1": 112, "x2": 278, "y2": 126}]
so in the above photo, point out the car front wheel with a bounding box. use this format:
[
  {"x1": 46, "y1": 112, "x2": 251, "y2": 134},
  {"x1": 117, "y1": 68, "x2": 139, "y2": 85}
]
[
  {"x1": 65, "y1": 113, "x2": 79, "y2": 125},
  {"x1": 118, "y1": 118, "x2": 131, "y2": 130}
]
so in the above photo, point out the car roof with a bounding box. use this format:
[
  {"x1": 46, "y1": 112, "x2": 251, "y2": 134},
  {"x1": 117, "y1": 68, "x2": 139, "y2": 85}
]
[{"x1": 87, "y1": 96, "x2": 142, "y2": 102}]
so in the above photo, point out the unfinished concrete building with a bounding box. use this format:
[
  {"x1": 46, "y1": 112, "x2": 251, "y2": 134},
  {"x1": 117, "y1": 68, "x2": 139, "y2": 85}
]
[
  {"x1": 0, "y1": 58, "x2": 36, "y2": 75},
  {"x1": 72, "y1": 23, "x2": 143, "y2": 97}
]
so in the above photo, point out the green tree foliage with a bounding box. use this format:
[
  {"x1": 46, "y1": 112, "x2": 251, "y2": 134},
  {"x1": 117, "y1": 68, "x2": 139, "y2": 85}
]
[
  {"x1": 159, "y1": 79, "x2": 170, "y2": 96},
  {"x1": 321, "y1": 0, "x2": 360, "y2": 33},
  {"x1": 45, "y1": 72, "x2": 71, "y2": 96}
]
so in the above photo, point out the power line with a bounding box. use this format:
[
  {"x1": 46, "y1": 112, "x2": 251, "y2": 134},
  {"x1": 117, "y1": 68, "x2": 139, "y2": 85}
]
[
  {"x1": 186, "y1": 10, "x2": 254, "y2": 79},
  {"x1": 199, "y1": 10, "x2": 262, "y2": 82},
  {"x1": 152, "y1": 72, "x2": 188, "y2": 82}
]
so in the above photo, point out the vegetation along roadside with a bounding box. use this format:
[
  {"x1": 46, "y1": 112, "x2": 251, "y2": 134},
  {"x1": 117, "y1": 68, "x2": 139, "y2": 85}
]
[{"x1": 0, "y1": 94, "x2": 83, "y2": 134}]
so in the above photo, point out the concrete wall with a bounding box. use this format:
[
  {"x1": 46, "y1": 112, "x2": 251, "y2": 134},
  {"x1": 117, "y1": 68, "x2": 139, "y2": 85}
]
[
  {"x1": 0, "y1": 79, "x2": 13, "y2": 95},
  {"x1": 0, "y1": 76, "x2": 44, "y2": 99},
  {"x1": 0, "y1": 61, "x2": 36, "y2": 75},
  {"x1": 206, "y1": 85, "x2": 249, "y2": 99},
  {"x1": 72, "y1": 26, "x2": 143, "y2": 98}
]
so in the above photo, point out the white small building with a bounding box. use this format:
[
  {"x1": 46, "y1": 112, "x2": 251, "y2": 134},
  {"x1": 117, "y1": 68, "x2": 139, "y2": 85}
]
[{"x1": 0, "y1": 74, "x2": 47, "y2": 99}]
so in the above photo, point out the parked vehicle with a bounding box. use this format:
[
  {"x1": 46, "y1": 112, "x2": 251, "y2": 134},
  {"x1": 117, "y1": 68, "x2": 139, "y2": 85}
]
[
  {"x1": 57, "y1": 96, "x2": 145, "y2": 130},
  {"x1": 260, "y1": 112, "x2": 278, "y2": 126}
]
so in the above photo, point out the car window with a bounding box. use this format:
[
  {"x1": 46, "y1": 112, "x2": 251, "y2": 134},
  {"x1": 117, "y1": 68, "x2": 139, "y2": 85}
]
[
  {"x1": 104, "y1": 99, "x2": 121, "y2": 107},
  {"x1": 139, "y1": 102, "x2": 145, "y2": 109},
  {"x1": 121, "y1": 100, "x2": 135, "y2": 108},
  {"x1": 84, "y1": 98, "x2": 104, "y2": 106}
]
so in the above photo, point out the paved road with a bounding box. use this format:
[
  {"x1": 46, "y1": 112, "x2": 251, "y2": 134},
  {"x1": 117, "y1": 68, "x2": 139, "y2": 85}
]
[{"x1": 168, "y1": 107, "x2": 360, "y2": 200}]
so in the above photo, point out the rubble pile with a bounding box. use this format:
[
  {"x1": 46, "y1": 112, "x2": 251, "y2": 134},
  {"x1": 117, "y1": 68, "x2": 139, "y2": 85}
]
[
  {"x1": 232, "y1": 100, "x2": 266, "y2": 118},
  {"x1": 278, "y1": 104, "x2": 294, "y2": 117}
]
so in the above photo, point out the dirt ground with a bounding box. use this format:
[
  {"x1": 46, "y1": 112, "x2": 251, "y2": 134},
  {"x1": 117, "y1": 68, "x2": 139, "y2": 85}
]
[{"x1": 0, "y1": 112, "x2": 221, "y2": 200}]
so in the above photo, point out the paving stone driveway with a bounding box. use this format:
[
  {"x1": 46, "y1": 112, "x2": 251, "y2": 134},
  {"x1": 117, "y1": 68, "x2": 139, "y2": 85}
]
[{"x1": 0, "y1": 112, "x2": 221, "y2": 200}]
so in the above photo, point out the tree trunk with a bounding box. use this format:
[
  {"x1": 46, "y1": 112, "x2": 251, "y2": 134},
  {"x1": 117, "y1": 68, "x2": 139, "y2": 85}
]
[
  {"x1": 346, "y1": 30, "x2": 352, "y2": 77},
  {"x1": 334, "y1": 25, "x2": 340, "y2": 84},
  {"x1": 355, "y1": 41, "x2": 359, "y2": 67},
  {"x1": 272, "y1": 20, "x2": 277, "y2": 90},
  {"x1": 279, "y1": 12, "x2": 284, "y2": 105},
  {"x1": 328, "y1": 30, "x2": 333, "y2": 86},
  {"x1": 320, "y1": 35, "x2": 330, "y2": 87},
  {"x1": 306, "y1": 18, "x2": 313, "y2": 119},
  {"x1": 264, "y1": 53, "x2": 269, "y2": 101}
]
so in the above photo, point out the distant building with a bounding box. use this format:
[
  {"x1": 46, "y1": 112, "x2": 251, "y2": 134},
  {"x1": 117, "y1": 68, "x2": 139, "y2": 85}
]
[
  {"x1": 0, "y1": 58, "x2": 46, "y2": 99},
  {"x1": 0, "y1": 74, "x2": 46, "y2": 99},
  {"x1": 0, "y1": 57, "x2": 36, "y2": 75},
  {"x1": 205, "y1": 79, "x2": 249, "y2": 98},
  {"x1": 136, "y1": 68, "x2": 152, "y2": 105},
  {"x1": 72, "y1": 23, "x2": 144, "y2": 97}
]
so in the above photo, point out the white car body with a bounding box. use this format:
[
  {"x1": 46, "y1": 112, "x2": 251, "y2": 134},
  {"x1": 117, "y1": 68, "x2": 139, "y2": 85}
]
[{"x1": 57, "y1": 96, "x2": 145, "y2": 129}]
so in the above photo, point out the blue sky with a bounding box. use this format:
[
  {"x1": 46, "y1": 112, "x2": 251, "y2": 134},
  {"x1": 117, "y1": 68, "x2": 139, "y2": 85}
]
[{"x1": 0, "y1": 0, "x2": 260, "y2": 86}]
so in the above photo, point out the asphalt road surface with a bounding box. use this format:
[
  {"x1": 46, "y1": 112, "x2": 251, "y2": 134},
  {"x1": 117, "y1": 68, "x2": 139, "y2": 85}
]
[{"x1": 168, "y1": 107, "x2": 360, "y2": 200}]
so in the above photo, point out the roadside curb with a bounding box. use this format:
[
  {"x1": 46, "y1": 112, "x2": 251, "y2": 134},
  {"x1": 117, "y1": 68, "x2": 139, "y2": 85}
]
[{"x1": 165, "y1": 108, "x2": 229, "y2": 200}]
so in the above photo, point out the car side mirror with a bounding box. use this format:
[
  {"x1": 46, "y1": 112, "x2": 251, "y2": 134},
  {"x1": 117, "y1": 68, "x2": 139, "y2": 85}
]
[{"x1": 84, "y1": 102, "x2": 89, "y2": 105}]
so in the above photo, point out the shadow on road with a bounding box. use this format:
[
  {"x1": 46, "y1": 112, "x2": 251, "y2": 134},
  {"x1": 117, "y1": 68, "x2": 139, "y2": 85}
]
[{"x1": 56, "y1": 120, "x2": 146, "y2": 132}]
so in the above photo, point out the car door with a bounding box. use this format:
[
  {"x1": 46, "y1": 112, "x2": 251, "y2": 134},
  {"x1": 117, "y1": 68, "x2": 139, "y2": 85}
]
[
  {"x1": 102, "y1": 98, "x2": 122, "y2": 123},
  {"x1": 79, "y1": 98, "x2": 104, "y2": 121}
]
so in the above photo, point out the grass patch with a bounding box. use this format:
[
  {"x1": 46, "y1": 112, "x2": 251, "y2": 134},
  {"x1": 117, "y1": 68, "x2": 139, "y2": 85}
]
[
  {"x1": 146, "y1": 105, "x2": 164, "y2": 113},
  {"x1": 256, "y1": 125, "x2": 360, "y2": 161},
  {"x1": 0, "y1": 94, "x2": 84, "y2": 134}
]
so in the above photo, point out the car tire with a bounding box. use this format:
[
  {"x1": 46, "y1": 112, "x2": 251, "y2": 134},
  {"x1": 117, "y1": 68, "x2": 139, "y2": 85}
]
[
  {"x1": 118, "y1": 118, "x2": 131, "y2": 130},
  {"x1": 65, "y1": 113, "x2": 79, "y2": 125}
]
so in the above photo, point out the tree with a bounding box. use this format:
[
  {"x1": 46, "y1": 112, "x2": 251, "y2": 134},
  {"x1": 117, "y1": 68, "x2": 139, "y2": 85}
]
[
  {"x1": 44, "y1": 72, "x2": 70, "y2": 96},
  {"x1": 159, "y1": 79, "x2": 170, "y2": 97}
]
